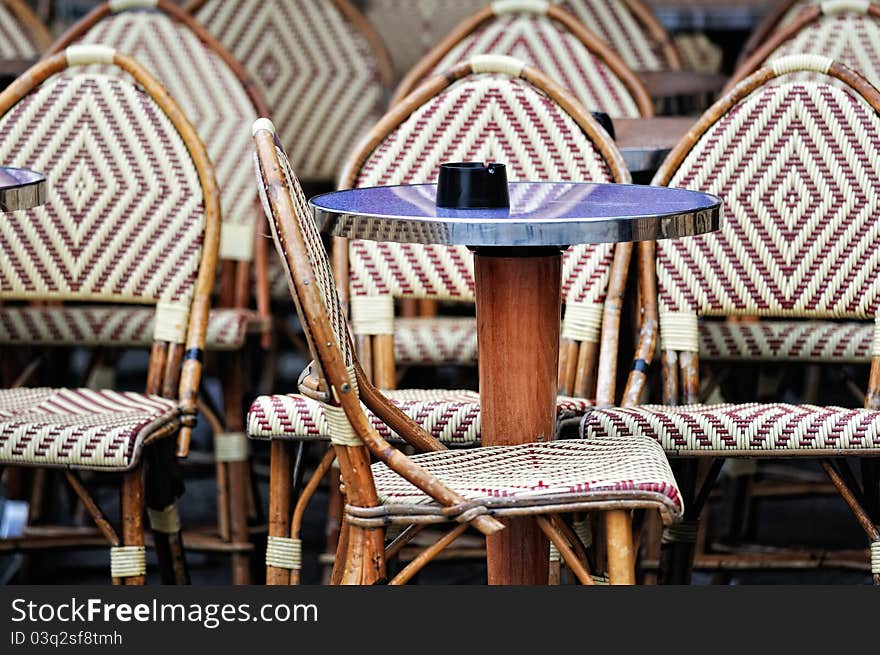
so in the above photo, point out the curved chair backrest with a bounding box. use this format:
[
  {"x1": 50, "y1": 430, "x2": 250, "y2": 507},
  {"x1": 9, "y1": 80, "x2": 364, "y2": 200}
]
[
  {"x1": 363, "y1": 0, "x2": 487, "y2": 82},
  {"x1": 0, "y1": 0, "x2": 52, "y2": 58},
  {"x1": 253, "y1": 120, "x2": 501, "y2": 575},
  {"x1": 559, "y1": 0, "x2": 680, "y2": 71},
  {"x1": 48, "y1": 0, "x2": 267, "y2": 266},
  {"x1": 342, "y1": 56, "x2": 630, "y2": 395},
  {"x1": 188, "y1": 0, "x2": 392, "y2": 184},
  {"x1": 731, "y1": 1, "x2": 880, "y2": 89},
  {"x1": 738, "y1": 0, "x2": 815, "y2": 68},
  {"x1": 391, "y1": 0, "x2": 653, "y2": 118},
  {"x1": 651, "y1": 55, "x2": 880, "y2": 359},
  {"x1": 0, "y1": 46, "x2": 221, "y2": 442}
]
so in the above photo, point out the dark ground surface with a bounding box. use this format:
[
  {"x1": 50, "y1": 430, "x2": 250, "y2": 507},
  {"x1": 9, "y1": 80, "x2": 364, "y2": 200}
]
[{"x1": 1, "y1": 346, "x2": 876, "y2": 586}]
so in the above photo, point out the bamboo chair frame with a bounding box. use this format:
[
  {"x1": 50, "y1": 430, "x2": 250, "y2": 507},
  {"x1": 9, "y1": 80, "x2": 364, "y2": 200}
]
[
  {"x1": 736, "y1": 0, "x2": 810, "y2": 70},
  {"x1": 2, "y1": 0, "x2": 53, "y2": 53},
  {"x1": 0, "y1": 46, "x2": 221, "y2": 584},
  {"x1": 340, "y1": 57, "x2": 634, "y2": 402},
  {"x1": 623, "y1": 58, "x2": 880, "y2": 584},
  {"x1": 254, "y1": 119, "x2": 677, "y2": 585},
  {"x1": 44, "y1": 0, "x2": 277, "y2": 585},
  {"x1": 729, "y1": 1, "x2": 880, "y2": 90},
  {"x1": 562, "y1": 0, "x2": 681, "y2": 71},
  {"x1": 390, "y1": 1, "x2": 654, "y2": 114}
]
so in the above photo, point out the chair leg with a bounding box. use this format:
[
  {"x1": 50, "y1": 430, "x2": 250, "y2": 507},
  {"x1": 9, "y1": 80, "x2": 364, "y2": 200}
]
[
  {"x1": 322, "y1": 467, "x2": 344, "y2": 584},
  {"x1": 266, "y1": 441, "x2": 293, "y2": 585},
  {"x1": 145, "y1": 439, "x2": 189, "y2": 585},
  {"x1": 221, "y1": 353, "x2": 253, "y2": 585},
  {"x1": 116, "y1": 464, "x2": 146, "y2": 586},
  {"x1": 605, "y1": 510, "x2": 635, "y2": 585}
]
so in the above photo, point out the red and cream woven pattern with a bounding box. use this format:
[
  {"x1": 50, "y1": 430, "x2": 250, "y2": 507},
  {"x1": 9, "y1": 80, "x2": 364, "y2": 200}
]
[
  {"x1": 698, "y1": 320, "x2": 875, "y2": 362},
  {"x1": 394, "y1": 317, "x2": 478, "y2": 365},
  {"x1": 0, "y1": 1, "x2": 40, "y2": 58},
  {"x1": 0, "y1": 388, "x2": 178, "y2": 470},
  {"x1": 369, "y1": 437, "x2": 683, "y2": 517},
  {"x1": 674, "y1": 33, "x2": 723, "y2": 73},
  {"x1": 558, "y1": 0, "x2": 668, "y2": 71},
  {"x1": 193, "y1": 0, "x2": 385, "y2": 182},
  {"x1": 76, "y1": 9, "x2": 260, "y2": 261},
  {"x1": 0, "y1": 74, "x2": 205, "y2": 311},
  {"x1": 765, "y1": 13, "x2": 880, "y2": 88},
  {"x1": 656, "y1": 81, "x2": 880, "y2": 349},
  {"x1": 0, "y1": 306, "x2": 262, "y2": 351},
  {"x1": 254, "y1": 138, "x2": 354, "y2": 368},
  {"x1": 363, "y1": 0, "x2": 485, "y2": 82},
  {"x1": 349, "y1": 72, "x2": 619, "y2": 346},
  {"x1": 248, "y1": 390, "x2": 593, "y2": 447},
  {"x1": 581, "y1": 403, "x2": 880, "y2": 456},
  {"x1": 428, "y1": 13, "x2": 643, "y2": 118}
]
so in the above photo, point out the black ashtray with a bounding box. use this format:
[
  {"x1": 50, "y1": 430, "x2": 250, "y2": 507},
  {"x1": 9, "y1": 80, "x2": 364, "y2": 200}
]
[
  {"x1": 591, "y1": 111, "x2": 615, "y2": 140},
  {"x1": 436, "y1": 162, "x2": 509, "y2": 209}
]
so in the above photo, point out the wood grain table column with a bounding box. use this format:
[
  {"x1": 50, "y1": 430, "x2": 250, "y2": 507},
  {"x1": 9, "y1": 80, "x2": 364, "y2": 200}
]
[{"x1": 474, "y1": 247, "x2": 562, "y2": 585}]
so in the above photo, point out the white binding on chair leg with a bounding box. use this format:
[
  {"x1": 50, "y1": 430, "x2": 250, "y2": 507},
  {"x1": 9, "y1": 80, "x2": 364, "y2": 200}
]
[{"x1": 111, "y1": 545, "x2": 146, "y2": 578}]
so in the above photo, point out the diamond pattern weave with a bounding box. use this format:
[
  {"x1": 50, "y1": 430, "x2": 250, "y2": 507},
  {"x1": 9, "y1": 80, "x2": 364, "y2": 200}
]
[{"x1": 194, "y1": 0, "x2": 385, "y2": 182}]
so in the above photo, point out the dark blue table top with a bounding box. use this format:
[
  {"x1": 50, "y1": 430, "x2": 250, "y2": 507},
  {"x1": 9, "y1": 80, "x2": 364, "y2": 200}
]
[{"x1": 311, "y1": 181, "x2": 721, "y2": 247}]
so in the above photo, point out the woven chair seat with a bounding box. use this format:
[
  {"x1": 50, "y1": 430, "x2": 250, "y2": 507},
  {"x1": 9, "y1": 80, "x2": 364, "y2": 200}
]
[
  {"x1": 0, "y1": 306, "x2": 266, "y2": 351},
  {"x1": 580, "y1": 403, "x2": 880, "y2": 457},
  {"x1": 248, "y1": 390, "x2": 593, "y2": 447},
  {"x1": 0, "y1": 388, "x2": 179, "y2": 471},
  {"x1": 366, "y1": 437, "x2": 683, "y2": 523},
  {"x1": 698, "y1": 320, "x2": 874, "y2": 363}
]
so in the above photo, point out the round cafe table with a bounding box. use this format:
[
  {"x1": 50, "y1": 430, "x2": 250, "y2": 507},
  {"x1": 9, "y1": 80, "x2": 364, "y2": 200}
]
[
  {"x1": 615, "y1": 116, "x2": 695, "y2": 177},
  {"x1": 0, "y1": 166, "x2": 46, "y2": 212},
  {"x1": 311, "y1": 181, "x2": 722, "y2": 585}
]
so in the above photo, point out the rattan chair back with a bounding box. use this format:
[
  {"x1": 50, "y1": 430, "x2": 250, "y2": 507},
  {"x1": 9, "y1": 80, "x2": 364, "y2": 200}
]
[
  {"x1": 392, "y1": 0, "x2": 652, "y2": 117},
  {"x1": 0, "y1": 46, "x2": 220, "y2": 444},
  {"x1": 188, "y1": 0, "x2": 391, "y2": 184},
  {"x1": 732, "y1": 1, "x2": 880, "y2": 89},
  {"x1": 0, "y1": 0, "x2": 52, "y2": 58}
]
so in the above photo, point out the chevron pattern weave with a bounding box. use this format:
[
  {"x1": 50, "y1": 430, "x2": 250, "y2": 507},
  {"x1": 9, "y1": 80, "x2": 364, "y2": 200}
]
[
  {"x1": 581, "y1": 403, "x2": 880, "y2": 456},
  {"x1": 248, "y1": 389, "x2": 593, "y2": 447},
  {"x1": 0, "y1": 388, "x2": 178, "y2": 470},
  {"x1": 77, "y1": 10, "x2": 259, "y2": 260},
  {"x1": 766, "y1": 13, "x2": 880, "y2": 88},
  {"x1": 657, "y1": 82, "x2": 880, "y2": 328},
  {"x1": 0, "y1": 74, "x2": 205, "y2": 306},
  {"x1": 429, "y1": 13, "x2": 643, "y2": 118},
  {"x1": 394, "y1": 317, "x2": 478, "y2": 365},
  {"x1": 0, "y1": 306, "x2": 263, "y2": 351},
  {"x1": 0, "y1": 2, "x2": 40, "y2": 58},
  {"x1": 350, "y1": 73, "x2": 617, "y2": 328},
  {"x1": 370, "y1": 437, "x2": 683, "y2": 514},
  {"x1": 559, "y1": 0, "x2": 667, "y2": 71},
  {"x1": 698, "y1": 320, "x2": 875, "y2": 362},
  {"x1": 194, "y1": 0, "x2": 385, "y2": 182}
]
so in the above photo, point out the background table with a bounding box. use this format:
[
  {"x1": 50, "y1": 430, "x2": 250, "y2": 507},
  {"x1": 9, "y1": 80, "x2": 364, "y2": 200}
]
[
  {"x1": 615, "y1": 117, "x2": 695, "y2": 177},
  {"x1": 312, "y1": 181, "x2": 721, "y2": 584},
  {"x1": 0, "y1": 166, "x2": 46, "y2": 212}
]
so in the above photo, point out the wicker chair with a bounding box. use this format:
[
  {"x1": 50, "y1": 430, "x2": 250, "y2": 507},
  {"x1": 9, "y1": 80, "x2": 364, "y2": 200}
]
[
  {"x1": 0, "y1": 45, "x2": 219, "y2": 584},
  {"x1": 581, "y1": 55, "x2": 880, "y2": 584},
  {"x1": 391, "y1": 1, "x2": 653, "y2": 117},
  {"x1": 251, "y1": 55, "x2": 637, "y2": 583},
  {"x1": 186, "y1": 0, "x2": 391, "y2": 305},
  {"x1": 0, "y1": 0, "x2": 52, "y2": 59},
  {"x1": 558, "y1": 0, "x2": 680, "y2": 72},
  {"x1": 42, "y1": 0, "x2": 274, "y2": 586},
  {"x1": 339, "y1": 56, "x2": 632, "y2": 397},
  {"x1": 731, "y1": 1, "x2": 880, "y2": 90},
  {"x1": 737, "y1": 0, "x2": 817, "y2": 69},
  {"x1": 251, "y1": 117, "x2": 683, "y2": 585},
  {"x1": 362, "y1": 0, "x2": 486, "y2": 83}
]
